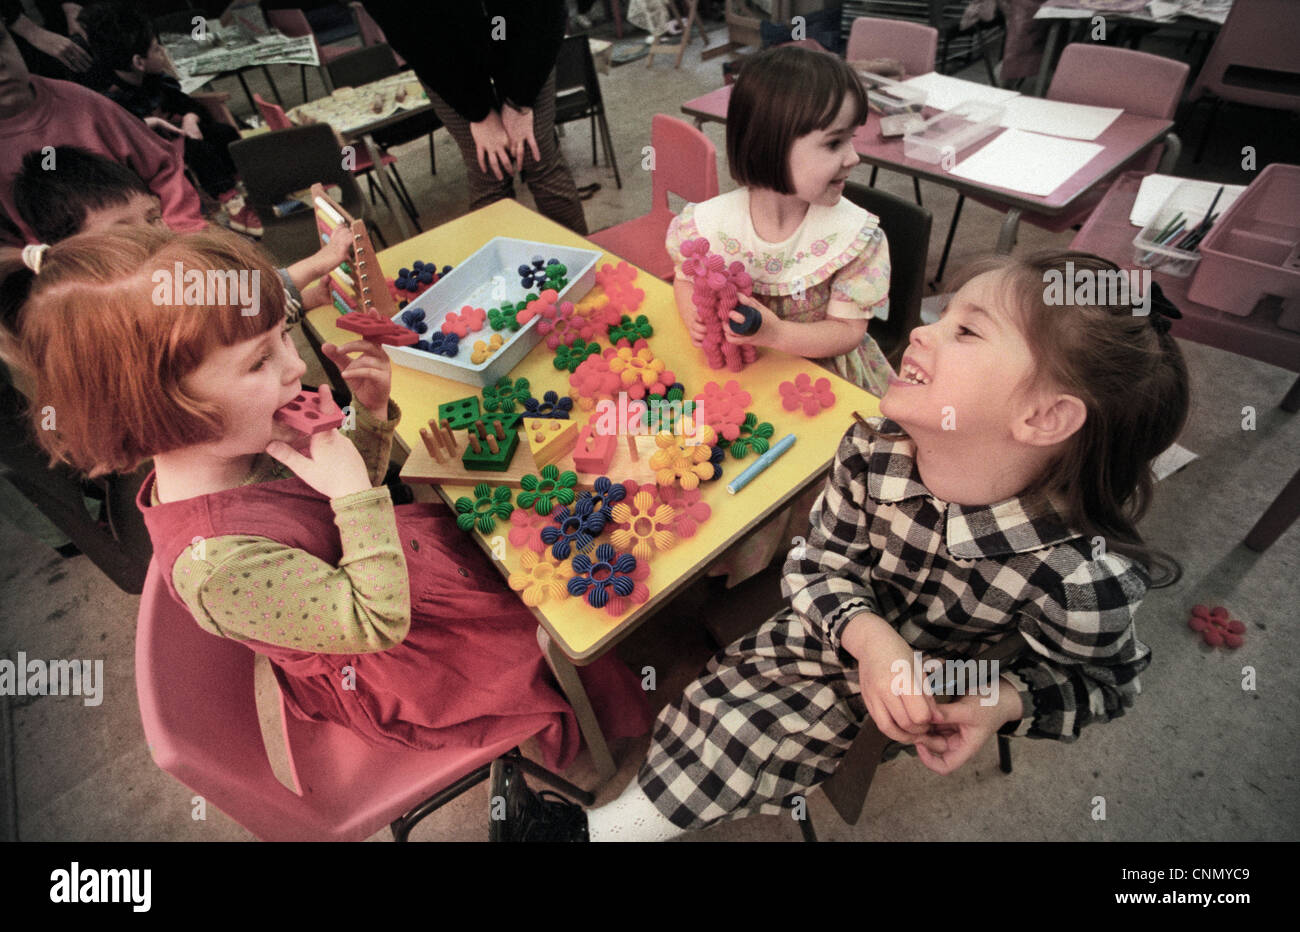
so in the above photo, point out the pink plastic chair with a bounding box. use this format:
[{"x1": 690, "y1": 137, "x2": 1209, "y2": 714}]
[
  {"x1": 266, "y1": 7, "x2": 355, "y2": 101},
  {"x1": 845, "y1": 16, "x2": 938, "y2": 78},
  {"x1": 349, "y1": 1, "x2": 405, "y2": 67},
  {"x1": 1188, "y1": 0, "x2": 1300, "y2": 161},
  {"x1": 588, "y1": 114, "x2": 718, "y2": 282},
  {"x1": 934, "y1": 42, "x2": 1189, "y2": 282},
  {"x1": 135, "y1": 560, "x2": 593, "y2": 841}
]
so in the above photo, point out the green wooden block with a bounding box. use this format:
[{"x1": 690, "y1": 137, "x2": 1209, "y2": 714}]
[
  {"x1": 438, "y1": 396, "x2": 481, "y2": 430},
  {"x1": 462, "y1": 425, "x2": 520, "y2": 472}
]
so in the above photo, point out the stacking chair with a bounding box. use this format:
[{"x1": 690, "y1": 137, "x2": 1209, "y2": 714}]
[
  {"x1": 265, "y1": 7, "x2": 356, "y2": 103},
  {"x1": 327, "y1": 44, "x2": 442, "y2": 177},
  {"x1": 803, "y1": 632, "x2": 1026, "y2": 841},
  {"x1": 933, "y1": 43, "x2": 1188, "y2": 283},
  {"x1": 588, "y1": 114, "x2": 717, "y2": 281},
  {"x1": 135, "y1": 561, "x2": 594, "y2": 841},
  {"x1": 843, "y1": 181, "x2": 933, "y2": 364},
  {"x1": 1187, "y1": 0, "x2": 1300, "y2": 162},
  {"x1": 846, "y1": 16, "x2": 937, "y2": 206},
  {"x1": 252, "y1": 93, "x2": 419, "y2": 230},
  {"x1": 228, "y1": 121, "x2": 384, "y2": 264},
  {"x1": 554, "y1": 34, "x2": 621, "y2": 189},
  {"x1": 0, "y1": 378, "x2": 151, "y2": 594}
]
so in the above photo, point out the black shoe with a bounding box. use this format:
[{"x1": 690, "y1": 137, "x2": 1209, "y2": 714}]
[{"x1": 489, "y1": 759, "x2": 589, "y2": 842}]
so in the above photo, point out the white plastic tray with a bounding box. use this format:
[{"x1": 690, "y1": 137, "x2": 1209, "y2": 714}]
[
  {"x1": 903, "y1": 101, "x2": 1003, "y2": 164},
  {"x1": 383, "y1": 236, "x2": 602, "y2": 388}
]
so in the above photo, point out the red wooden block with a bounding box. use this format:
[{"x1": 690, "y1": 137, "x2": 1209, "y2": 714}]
[
  {"x1": 274, "y1": 390, "x2": 345, "y2": 435},
  {"x1": 336, "y1": 310, "x2": 419, "y2": 346},
  {"x1": 572, "y1": 423, "x2": 616, "y2": 474}
]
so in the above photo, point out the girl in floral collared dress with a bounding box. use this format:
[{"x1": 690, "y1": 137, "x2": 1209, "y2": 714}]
[{"x1": 666, "y1": 45, "x2": 895, "y2": 583}]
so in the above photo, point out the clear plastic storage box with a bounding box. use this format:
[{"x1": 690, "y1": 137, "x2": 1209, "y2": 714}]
[
  {"x1": 902, "y1": 101, "x2": 1004, "y2": 164},
  {"x1": 1131, "y1": 181, "x2": 1210, "y2": 278}
]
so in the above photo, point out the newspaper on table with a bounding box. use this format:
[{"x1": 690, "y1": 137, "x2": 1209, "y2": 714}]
[
  {"x1": 288, "y1": 72, "x2": 430, "y2": 134},
  {"x1": 165, "y1": 25, "x2": 319, "y2": 80}
]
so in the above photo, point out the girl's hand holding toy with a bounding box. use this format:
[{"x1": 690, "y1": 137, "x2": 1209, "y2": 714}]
[
  {"x1": 915, "y1": 687, "x2": 1023, "y2": 776},
  {"x1": 265, "y1": 386, "x2": 372, "y2": 500},
  {"x1": 321, "y1": 338, "x2": 391, "y2": 420},
  {"x1": 724, "y1": 293, "x2": 781, "y2": 348}
]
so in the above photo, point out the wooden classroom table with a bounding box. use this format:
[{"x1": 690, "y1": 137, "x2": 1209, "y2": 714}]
[
  {"x1": 682, "y1": 82, "x2": 1174, "y2": 254},
  {"x1": 305, "y1": 198, "x2": 882, "y2": 780}
]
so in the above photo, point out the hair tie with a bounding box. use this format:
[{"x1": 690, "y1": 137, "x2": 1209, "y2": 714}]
[
  {"x1": 21, "y1": 243, "x2": 50, "y2": 275},
  {"x1": 1148, "y1": 281, "x2": 1182, "y2": 335}
]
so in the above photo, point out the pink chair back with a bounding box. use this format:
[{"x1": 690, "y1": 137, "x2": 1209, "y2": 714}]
[
  {"x1": 1189, "y1": 0, "x2": 1300, "y2": 111},
  {"x1": 845, "y1": 16, "x2": 938, "y2": 78},
  {"x1": 254, "y1": 93, "x2": 292, "y2": 131},
  {"x1": 1049, "y1": 43, "x2": 1188, "y2": 173},
  {"x1": 649, "y1": 114, "x2": 718, "y2": 220},
  {"x1": 350, "y1": 1, "x2": 386, "y2": 47},
  {"x1": 135, "y1": 560, "x2": 523, "y2": 841}
]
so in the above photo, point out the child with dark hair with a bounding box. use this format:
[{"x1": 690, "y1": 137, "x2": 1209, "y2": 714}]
[
  {"x1": 0, "y1": 20, "x2": 203, "y2": 242},
  {"x1": 494, "y1": 250, "x2": 1189, "y2": 841},
  {"x1": 668, "y1": 45, "x2": 896, "y2": 585},
  {"x1": 78, "y1": 1, "x2": 258, "y2": 235},
  {"x1": 11, "y1": 145, "x2": 351, "y2": 319}
]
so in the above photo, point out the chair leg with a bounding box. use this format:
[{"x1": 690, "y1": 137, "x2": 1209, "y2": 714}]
[
  {"x1": 389, "y1": 762, "x2": 494, "y2": 841},
  {"x1": 869, "y1": 165, "x2": 878, "y2": 187},
  {"x1": 997, "y1": 735, "x2": 1013, "y2": 774},
  {"x1": 236, "y1": 70, "x2": 257, "y2": 113},
  {"x1": 913, "y1": 176, "x2": 923, "y2": 207},
  {"x1": 1193, "y1": 96, "x2": 1221, "y2": 164},
  {"x1": 300, "y1": 64, "x2": 308, "y2": 103},
  {"x1": 387, "y1": 162, "x2": 420, "y2": 228},
  {"x1": 509, "y1": 752, "x2": 597, "y2": 806},
  {"x1": 799, "y1": 812, "x2": 818, "y2": 842},
  {"x1": 598, "y1": 110, "x2": 621, "y2": 188},
  {"x1": 428, "y1": 132, "x2": 437, "y2": 175},
  {"x1": 366, "y1": 218, "x2": 387, "y2": 249},
  {"x1": 935, "y1": 193, "x2": 965, "y2": 284},
  {"x1": 261, "y1": 65, "x2": 283, "y2": 107},
  {"x1": 590, "y1": 113, "x2": 598, "y2": 166}
]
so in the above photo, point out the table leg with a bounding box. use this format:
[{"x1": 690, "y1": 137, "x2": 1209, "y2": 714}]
[
  {"x1": 1243, "y1": 466, "x2": 1300, "y2": 553},
  {"x1": 997, "y1": 209, "x2": 1022, "y2": 254},
  {"x1": 361, "y1": 131, "x2": 416, "y2": 240},
  {"x1": 537, "y1": 627, "x2": 618, "y2": 782},
  {"x1": 1035, "y1": 20, "x2": 1062, "y2": 97}
]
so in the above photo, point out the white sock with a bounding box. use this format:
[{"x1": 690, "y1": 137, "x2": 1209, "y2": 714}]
[{"x1": 587, "y1": 779, "x2": 686, "y2": 843}]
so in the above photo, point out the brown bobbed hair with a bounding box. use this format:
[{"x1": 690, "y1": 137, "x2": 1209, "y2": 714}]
[
  {"x1": 727, "y1": 45, "x2": 868, "y2": 194},
  {"x1": 885, "y1": 251, "x2": 1190, "y2": 586},
  {"x1": 1, "y1": 226, "x2": 287, "y2": 477}
]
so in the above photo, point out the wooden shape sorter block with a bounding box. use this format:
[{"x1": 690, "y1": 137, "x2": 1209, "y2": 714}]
[
  {"x1": 438, "y1": 396, "x2": 481, "y2": 430},
  {"x1": 462, "y1": 419, "x2": 520, "y2": 472},
  {"x1": 311, "y1": 183, "x2": 397, "y2": 321},
  {"x1": 572, "y1": 423, "x2": 616, "y2": 475},
  {"x1": 273, "y1": 390, "x2": 345, "y2": 435},
  {"x1": 523, "y1": 417, "x2": 579, "y2": 468},
  {"x1": 336, "y1": 310, "x2": 420, "y2": 346}
]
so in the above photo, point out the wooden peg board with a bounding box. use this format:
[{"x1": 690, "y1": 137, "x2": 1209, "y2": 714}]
[
  {"x1": 400, "y1": 421, "x2": 661, "y2": 489},
  {"x1": 311, "y1": 183, "x2": 397, "y2": 320}
]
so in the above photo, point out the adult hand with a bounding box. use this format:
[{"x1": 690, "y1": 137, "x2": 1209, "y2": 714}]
[
  {"x1": 320, "y1": 339, "x2": 391, "y2": 421},
  {"x1": 264, "y1": 387, "x2": 371, "y2": 499},
  {"x1": 64, "y1": 4, "x2": 87, "y2": 41},
  {"x1": 181, "y1": 112, "x2": 204, "y2": 140},
  {"x1": 469, "y1": 110, "x2": 514, "y2": 181},
  {"x1": 501, "y1": 103, "x2": 540, "y2": 172},
  {"x1": 30, "y1": 27, "x2": 93, "y2": 72}
]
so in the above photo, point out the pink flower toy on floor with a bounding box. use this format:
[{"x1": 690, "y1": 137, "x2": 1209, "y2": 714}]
[{"x1": 680, "y1": 237, "x2": 757, "y2": 372}]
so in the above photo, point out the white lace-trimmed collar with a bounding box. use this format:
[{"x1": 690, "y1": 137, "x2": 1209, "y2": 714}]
[{"x1": 688, "y1": 187, "x2": 880, "y2": 296}]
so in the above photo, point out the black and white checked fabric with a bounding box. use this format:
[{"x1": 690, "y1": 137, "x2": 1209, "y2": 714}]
[{"x1": 638, "y1": 418, "x2": 1152, "y2": 830}]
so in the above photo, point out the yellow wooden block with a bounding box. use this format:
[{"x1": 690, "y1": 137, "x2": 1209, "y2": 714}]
[{"x1": 524, "y1": 418, "x2": 578, "y2": 467}]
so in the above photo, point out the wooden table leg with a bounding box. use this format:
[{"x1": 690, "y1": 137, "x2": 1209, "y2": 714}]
[
  {"x1": 361, "y1": 130, "x2": 416, "y2": 240},
  {"x1": 537, "y1": 627, "x2": 618, "y2": 782},
  {"x1": 1244, "y1": 466, "x2": 1300, "y2": 553}
]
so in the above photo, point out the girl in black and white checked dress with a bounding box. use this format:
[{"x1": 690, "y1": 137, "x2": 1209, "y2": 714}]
[{"x1": 495, "y1": 251, "x2": 1189, "y2": 841}]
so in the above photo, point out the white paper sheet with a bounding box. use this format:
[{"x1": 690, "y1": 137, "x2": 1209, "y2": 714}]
[
  {"x1": 948, "y1": 129, "x2": 1103, "y2": 197},
  {"x1": 898, "y1": 72, "x2": 1020, "y2": 113},
  {"x1": 1129, "y1": 174, "x2": 1247, "y2": 227},
  {"x1": 999, "y1": 97, "x2": 1122, "y2": 140},
  {"x1": 1152, "y1": 442, "x2": 1198, "y2": 481}
]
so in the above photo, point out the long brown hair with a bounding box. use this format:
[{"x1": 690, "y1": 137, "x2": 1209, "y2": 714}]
[
  {"x1": 1, "y1": 226, "x2": 287, "y2": 477},
  {"x1": 884, "y1": 251, "x2": 1190, "y2": 586}
]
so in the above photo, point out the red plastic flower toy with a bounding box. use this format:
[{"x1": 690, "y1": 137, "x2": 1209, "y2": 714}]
[
  {"x1": 779, "y1": 372, "x2": 836, "y2": 416},
  {"x1": 1188, "y1": 604, "x2": 1246, "y2": 648}
]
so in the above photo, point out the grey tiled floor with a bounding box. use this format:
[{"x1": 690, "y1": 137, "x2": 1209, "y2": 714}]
[{"x1": 2, "y1": 19, "x2": 1297, "y2": 842}]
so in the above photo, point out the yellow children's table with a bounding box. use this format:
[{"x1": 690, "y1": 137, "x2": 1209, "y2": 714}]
[{"x1": 305, "y1": 199, "x2": 882, "y2": 780}]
